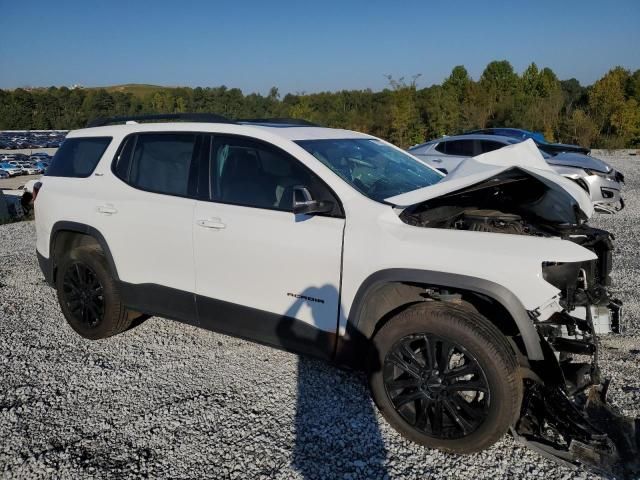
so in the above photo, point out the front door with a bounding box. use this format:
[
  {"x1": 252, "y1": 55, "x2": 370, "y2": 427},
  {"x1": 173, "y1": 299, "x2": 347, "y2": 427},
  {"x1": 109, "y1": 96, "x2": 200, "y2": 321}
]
[{"x1": 193, "y1": 135, "x2": 345, "y2": 358}]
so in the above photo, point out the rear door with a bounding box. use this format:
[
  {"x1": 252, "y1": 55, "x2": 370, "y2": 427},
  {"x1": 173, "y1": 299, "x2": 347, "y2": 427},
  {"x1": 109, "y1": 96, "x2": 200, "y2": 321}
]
[
  {"x1": 192, "y1": 135, "x2": 345, "y2": 358},
  {"x1": 92, "y1": 132, "x2": 204, "y2": 320}
]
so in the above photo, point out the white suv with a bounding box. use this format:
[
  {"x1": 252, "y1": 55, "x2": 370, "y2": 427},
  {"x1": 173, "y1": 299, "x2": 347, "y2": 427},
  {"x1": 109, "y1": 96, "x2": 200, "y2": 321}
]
[{"x1": 34, "y1": 114, "x2": 635, "y2": 476}]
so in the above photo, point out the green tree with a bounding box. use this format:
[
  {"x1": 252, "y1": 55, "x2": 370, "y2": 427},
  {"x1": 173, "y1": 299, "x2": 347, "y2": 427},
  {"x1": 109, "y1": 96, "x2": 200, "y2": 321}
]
[
  {"x1": 588, "y1": 67, "x2": 629, "y2": 137},
  {"x1": 385, "y1": 75, "x2": 424, "y2": 147},
  {"x1": 564, "y1": 109, "x2": 598, "y2": 148},
  {"x1": 1, "y1": 61, "x2": 639, "y2": 148}
]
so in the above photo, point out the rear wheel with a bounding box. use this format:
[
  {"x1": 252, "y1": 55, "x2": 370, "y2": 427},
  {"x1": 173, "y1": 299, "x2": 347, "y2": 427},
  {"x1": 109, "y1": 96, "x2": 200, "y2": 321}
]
[
  {"x1": 55, "y1": 245, "x2": 133, "y2": 339},
  {"x1": 368, "y1": 302, "x2": 522, "y2": 453}
]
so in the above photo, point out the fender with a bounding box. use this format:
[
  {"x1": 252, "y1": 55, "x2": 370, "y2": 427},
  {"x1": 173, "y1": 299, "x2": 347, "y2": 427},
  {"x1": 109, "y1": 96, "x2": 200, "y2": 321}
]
[
  {"x1": 335, "y1": 268, "x2": 544, "y2": 368},
  {"x1": 45, "y1": 221, "x2": 120, "y2": 282}
]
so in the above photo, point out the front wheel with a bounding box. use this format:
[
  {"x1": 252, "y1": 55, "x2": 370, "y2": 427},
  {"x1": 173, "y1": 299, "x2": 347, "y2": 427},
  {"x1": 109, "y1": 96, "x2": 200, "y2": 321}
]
[{"x1": 368, "y1": 302, "x2": 522, "y2": 453}]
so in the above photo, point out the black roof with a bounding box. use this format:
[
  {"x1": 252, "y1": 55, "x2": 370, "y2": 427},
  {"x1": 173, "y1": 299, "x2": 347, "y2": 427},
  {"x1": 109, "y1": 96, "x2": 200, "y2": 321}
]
[
  {"x1": 86, "y1": 114, "x2": 319, "y2": 128},
  {"x1": 86, "y1": 113, "x2": 235, "y2": 128},
  {"x1": 237, "y1": 118, "x2": 319, "y2": 127}
]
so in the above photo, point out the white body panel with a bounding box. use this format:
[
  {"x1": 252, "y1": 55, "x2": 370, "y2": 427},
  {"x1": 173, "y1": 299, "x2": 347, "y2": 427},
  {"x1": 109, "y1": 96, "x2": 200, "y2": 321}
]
[
  {"x1": 91, "y1": 184, "x2": 196, "y2": 293},
  {"x1": 35, "y1": 176, "x2": 96, "y2": 257},
  {"x1": 333, "y1": 193, "x2": 596, "y2": 335},
  {"x1": 193, "y1": 201, "x2": 344, "y2": 331}
]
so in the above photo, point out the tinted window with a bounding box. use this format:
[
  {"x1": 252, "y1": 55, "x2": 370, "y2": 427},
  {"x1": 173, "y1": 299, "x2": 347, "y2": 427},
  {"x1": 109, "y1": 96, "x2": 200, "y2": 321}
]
[
  {"x1": 113, "y1": 136, "x2": 135, "y2": 180},
  {"x1": 46, "y1": 137, "x2": 111, "y2": 177},
  {"x1": 443, "y1": 140, "x2": 474, "y2": 157},
  {"x1": 210, "y1": 136, "x2": 335, "y2": 212},
  {"x1": 478, "y1": 140, "x2": 505, "y2": 154},
  {"x1": 434, "y1": 142, "x2": 447, "y2": 154},
  {"x1": 128, "y1": 134, "x2": 197, "y2": 196}
]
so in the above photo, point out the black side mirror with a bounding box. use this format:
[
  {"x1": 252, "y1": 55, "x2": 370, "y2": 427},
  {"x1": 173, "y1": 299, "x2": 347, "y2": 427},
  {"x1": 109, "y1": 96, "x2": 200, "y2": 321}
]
[{"x1": 292, "y1": 186, "x2": 334, "y2": 215}]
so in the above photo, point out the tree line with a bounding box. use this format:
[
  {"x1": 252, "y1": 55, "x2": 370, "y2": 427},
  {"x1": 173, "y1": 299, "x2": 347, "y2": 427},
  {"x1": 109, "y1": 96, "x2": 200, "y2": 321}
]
[{"x1": 1, "y1": 61, "x2": 639, "y2": 149}]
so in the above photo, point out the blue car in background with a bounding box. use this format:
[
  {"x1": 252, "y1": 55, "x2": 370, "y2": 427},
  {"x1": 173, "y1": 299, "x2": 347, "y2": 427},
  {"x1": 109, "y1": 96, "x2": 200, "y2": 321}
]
[
  {"x1": 463, "y1": 128, "x2": 591, "y2": 156},
  {"x1": 34, "y1": 161, "x2": 49, "y2": 173},
  {"x1": 0, "y1": 162, "x2": 23, "y2": 177}
]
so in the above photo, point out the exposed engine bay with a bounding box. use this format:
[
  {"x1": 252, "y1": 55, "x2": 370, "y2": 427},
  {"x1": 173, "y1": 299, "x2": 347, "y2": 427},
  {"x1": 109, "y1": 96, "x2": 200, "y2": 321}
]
[
  {"x1": 399, "y1": 170, "x2": 587, "y2": 235},
  {"x1": 399, "y1": 170, "x2": 638, "y2": 477}
]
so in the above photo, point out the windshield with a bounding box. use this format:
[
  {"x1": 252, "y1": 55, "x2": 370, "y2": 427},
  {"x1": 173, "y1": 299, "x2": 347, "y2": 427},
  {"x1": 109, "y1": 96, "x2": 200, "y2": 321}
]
[{"x1": 296, "y1": 138, "x2": 443, "y2": 202}]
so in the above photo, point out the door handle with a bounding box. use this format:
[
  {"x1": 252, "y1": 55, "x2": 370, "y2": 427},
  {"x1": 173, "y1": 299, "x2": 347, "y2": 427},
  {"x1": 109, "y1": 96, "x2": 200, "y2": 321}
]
[
  {"x1": 432, "y1": 158, "x2": 443, "y2": 163},
  {"x1": 97, "y1": 204, "x2": 118, "y2": 215},
  {"x1": 197, "y1": 218, "x2": 226, "y2": 229}
]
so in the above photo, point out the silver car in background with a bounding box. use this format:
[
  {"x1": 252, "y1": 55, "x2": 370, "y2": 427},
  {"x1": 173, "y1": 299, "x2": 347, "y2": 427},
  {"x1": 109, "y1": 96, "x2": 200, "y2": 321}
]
[{"x1": 408, "y1": 134, "x2": 624, "y2": 213}]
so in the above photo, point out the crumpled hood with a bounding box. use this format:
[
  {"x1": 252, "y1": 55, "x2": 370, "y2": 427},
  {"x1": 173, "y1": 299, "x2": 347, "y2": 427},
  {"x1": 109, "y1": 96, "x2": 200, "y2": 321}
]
[
  {"x1": 546, "y1": 152, "x2": 612, "y2": 173},
  {"x1": 388, "y1": 139, "x2": 594, "y2": 219}
]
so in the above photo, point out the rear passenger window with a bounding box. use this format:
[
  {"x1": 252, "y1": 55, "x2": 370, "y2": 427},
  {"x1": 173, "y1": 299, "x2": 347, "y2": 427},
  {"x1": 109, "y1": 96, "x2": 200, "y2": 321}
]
[
  {"x1": 46, "y1": 137, "x2": 111, "y2": 177},
  {"x1": 127, "y1": 134, "x2": 197, "y2": 197},
  {"x1": 443, "y1": 140, "x2": 474, "y2": 157}
]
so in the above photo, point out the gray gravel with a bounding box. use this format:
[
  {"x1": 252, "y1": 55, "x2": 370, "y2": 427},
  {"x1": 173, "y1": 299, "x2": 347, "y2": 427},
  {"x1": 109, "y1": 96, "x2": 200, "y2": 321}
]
[{"x1": 1, "y1": 154, "x2": 639, "y2": 479}]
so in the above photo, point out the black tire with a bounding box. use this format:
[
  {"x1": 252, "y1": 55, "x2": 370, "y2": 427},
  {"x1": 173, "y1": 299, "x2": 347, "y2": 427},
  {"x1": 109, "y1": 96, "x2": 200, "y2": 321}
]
[
  {"x1": 368, "y1": 301, "x2": 522, "y2": 453},
  {"x1": 55, "y1": 245, "x2": 133, "y2": 340}
]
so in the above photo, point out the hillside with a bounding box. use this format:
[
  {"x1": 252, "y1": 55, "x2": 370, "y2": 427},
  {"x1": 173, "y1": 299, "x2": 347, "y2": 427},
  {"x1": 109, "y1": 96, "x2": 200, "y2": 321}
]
[{"x1": 101, "y1": 84, "x2": 175, "y2": 98}]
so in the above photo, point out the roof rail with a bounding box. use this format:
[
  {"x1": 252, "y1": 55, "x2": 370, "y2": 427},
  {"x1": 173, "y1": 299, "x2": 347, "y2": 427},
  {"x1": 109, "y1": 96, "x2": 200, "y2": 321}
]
[
  {"x1": 86, "y1": 113, "x2": 235, "y2": 128},
  {"x1": 237, "y1": 118, "x2": 319, "y2": 127}
]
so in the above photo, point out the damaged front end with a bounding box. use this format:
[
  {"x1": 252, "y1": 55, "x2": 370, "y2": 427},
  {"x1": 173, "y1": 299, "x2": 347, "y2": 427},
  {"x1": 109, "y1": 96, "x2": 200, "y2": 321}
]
[
  {"x1": 516, "y1": 233, "x2": 638, "y2": 478},
  {"x1": 509, "y1": 240, "x2": 634, "y2": 476},
  {"x1": 396, "y1": 170, "x2": 638, "y2": 477}
]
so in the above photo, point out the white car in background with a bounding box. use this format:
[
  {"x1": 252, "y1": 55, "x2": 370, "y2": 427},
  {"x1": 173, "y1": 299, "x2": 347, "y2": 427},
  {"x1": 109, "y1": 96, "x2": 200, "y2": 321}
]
[
  {"x1": 408, "y1": 134, "x2": 624, "y2": 213},
  {"x1": 20, "y1": 164, "x2": 41, "y2": 175}
]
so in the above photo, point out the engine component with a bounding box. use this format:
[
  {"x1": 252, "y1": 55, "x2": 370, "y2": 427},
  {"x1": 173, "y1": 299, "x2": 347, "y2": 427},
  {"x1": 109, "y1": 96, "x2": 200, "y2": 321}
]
[{"x1": 459, "y1": 209, "x2": 526, "y2": 234}]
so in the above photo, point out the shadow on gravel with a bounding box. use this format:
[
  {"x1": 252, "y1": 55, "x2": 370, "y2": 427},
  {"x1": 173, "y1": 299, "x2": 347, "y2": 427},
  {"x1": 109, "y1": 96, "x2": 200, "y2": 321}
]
[{"x1": 279, "y1": 285, "x2": 389, "y2": 479}]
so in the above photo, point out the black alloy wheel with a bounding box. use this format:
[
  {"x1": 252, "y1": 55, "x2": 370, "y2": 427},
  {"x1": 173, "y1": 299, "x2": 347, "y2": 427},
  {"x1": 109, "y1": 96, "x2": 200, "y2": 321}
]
[
  {"x1": 61, "y1": 262, "x2": 105, "y2": 328},
  {"x1": 383, "y1": 333, "x2": 490, "y2": 440},
  {"x1": 368, "y1": 302, "x2": 522, "y2": 453}
]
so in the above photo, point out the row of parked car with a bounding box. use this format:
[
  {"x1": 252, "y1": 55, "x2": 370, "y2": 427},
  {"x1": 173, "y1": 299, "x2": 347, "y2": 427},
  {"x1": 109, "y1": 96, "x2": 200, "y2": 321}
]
[
  {"x1": 0, "y1": 152, "x2": 51, "y2": 178},
  {"x1": 408, "y1": 127, "x2": 624, "y2": 213},
  {"x1": 0, "y1": 130, "x2": 67, "y2": 150}
]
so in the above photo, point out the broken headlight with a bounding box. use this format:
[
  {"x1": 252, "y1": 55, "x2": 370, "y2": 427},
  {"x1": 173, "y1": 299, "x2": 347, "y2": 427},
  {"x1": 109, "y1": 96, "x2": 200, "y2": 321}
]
[{"x1": 542, "y1": 261, "x2": 583, "y2": 290}]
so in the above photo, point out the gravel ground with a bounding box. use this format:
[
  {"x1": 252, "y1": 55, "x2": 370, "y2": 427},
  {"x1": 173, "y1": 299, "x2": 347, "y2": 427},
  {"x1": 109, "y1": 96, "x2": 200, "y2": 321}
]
[{"x1": 1, "y1": 154, "x2": 639, "y2": 479}]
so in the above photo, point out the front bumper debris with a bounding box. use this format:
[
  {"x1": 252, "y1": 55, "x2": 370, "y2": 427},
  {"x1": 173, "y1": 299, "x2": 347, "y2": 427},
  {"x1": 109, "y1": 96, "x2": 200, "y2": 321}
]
[
  {"x1": 517, "y1": 296, "x2": 639, "y2": 478},
  {"x1": 514, "y1": 382, "x2": 640, "y2": 478},
  {"x1": 594, "y1": 198, "x2": 625, "y2": 214}
]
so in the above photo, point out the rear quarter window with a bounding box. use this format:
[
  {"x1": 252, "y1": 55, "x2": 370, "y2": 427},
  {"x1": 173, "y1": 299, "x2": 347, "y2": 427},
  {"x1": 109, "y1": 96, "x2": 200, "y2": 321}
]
[{"x1": 46, "y1": 137, "x2": 112, "y2": 178}]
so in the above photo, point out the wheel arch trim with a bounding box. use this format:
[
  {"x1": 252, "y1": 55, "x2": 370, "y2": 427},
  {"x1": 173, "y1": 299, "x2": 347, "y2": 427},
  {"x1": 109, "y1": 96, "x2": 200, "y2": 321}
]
[
  {"x1": 339, "y1": 268, "x2": 543, "y2": 365},
  {"x1": 48, "y1": 221, "x2": 120, "y2": 281}
]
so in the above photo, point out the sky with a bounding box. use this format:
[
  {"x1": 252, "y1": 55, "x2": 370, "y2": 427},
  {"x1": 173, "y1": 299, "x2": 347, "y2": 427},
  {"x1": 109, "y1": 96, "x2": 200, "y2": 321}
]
[{"x1": 0, "y1": 0, "x2": 638, "y2": 94}]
